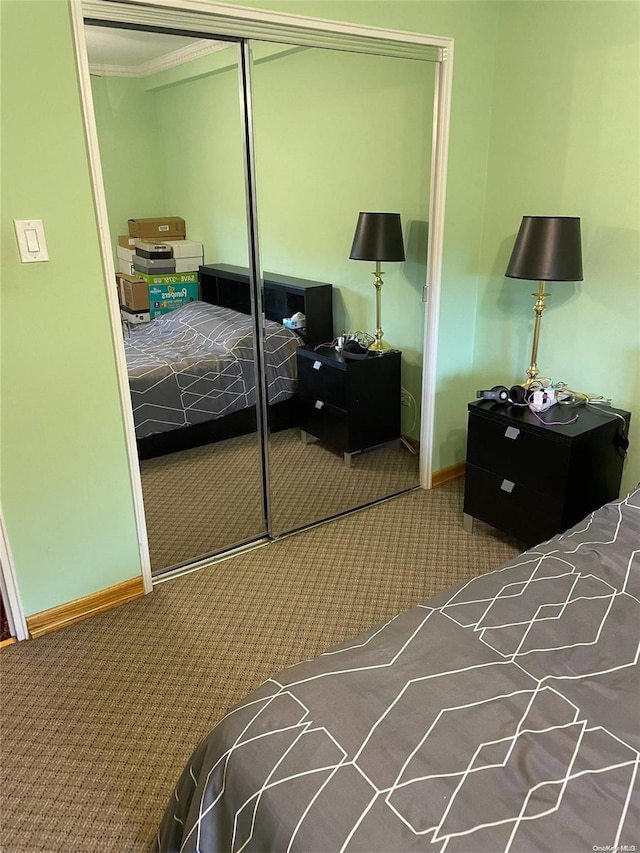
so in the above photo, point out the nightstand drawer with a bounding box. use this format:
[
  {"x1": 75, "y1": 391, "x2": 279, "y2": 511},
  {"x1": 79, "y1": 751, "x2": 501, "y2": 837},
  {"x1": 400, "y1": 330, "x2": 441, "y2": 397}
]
[
  {"x1": 297, "y1": 355, "x2": 347, "y2": 409},
  {"x1": 300, "y1": 399, "x2": 348, "y2": 451},
  {"x1": 464, "y1": 463, "x2": 563, "y2": 545},
  {"x1": 466, "y1": 411, "x2": 569, "y2": 494}
]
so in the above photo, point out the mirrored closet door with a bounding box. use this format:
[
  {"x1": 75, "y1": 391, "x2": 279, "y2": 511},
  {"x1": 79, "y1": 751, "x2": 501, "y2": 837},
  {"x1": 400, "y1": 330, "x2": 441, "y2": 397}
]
[
  {"x1": 83, "y1": 16, "x2": 438, "y2": 576},
  {"x1": 85, "y1": 26, "x2": 268, "y2": 573},
  {"x1": 249, "y1": 41, "x2": 435, "y2": 534}
]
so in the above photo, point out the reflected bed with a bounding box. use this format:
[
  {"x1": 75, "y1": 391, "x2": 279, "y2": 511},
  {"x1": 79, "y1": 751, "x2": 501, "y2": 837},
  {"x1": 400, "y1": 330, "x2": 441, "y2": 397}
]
[
  {"x1": 124, "y1": 301, "x2": 301, "y2": 457},
  {"x1": 155, "y1": 486, "x2": 640, "y2": 852}
]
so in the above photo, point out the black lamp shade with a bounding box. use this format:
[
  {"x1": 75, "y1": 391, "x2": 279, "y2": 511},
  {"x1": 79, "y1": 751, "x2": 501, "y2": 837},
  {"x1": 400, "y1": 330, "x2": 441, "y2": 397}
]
[
  {"x1": 505, "y1": 216, "x2": 583, "y2": 282},
  {"x1": 349, "y1": 212, "x2": 405, "y2": 262}
]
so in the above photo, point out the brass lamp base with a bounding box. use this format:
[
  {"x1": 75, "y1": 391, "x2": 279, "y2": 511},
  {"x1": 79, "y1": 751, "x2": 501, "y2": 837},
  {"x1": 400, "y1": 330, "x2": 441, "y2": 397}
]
[{"x1": 368, "y1": 337, "x2": 390, "y2": 352}]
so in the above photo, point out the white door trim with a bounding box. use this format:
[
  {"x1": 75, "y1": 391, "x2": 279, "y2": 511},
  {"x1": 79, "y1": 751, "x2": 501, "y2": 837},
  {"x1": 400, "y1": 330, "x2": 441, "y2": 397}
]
[
  {"x1": 70, "y1": 0, "x2": 453, "y2": 583},
  {"x1": 420, "y1": 48, "x2": 453, "y2": 488},
  {"x1": 0, "y1": 508, "x2": 29, "y2": 641},
  {"x1": 70, "y1": 0, "x2": 153, "y2": 595}
]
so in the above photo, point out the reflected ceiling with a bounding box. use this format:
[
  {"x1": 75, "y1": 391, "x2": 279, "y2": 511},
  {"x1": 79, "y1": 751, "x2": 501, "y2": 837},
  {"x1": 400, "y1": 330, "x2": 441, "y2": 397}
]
[{"x1": 84, "y1": 25, "x2": 229, "y2": 75}]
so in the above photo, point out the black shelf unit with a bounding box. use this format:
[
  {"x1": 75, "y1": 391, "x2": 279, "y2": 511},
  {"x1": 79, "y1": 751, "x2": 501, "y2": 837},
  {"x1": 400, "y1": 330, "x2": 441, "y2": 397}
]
[
  {"x1": 199, "y1": 263, "x2": 333, "y2": 346},
  {"x1": 463, "y1": 399, "x2": 631, "y2": 546}
]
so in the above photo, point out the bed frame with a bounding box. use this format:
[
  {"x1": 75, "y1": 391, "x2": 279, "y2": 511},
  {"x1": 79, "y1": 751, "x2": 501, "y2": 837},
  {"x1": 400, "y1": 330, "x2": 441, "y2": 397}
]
[{"x1": 136, "y1": 265, "x2": 332, "y2": 459}]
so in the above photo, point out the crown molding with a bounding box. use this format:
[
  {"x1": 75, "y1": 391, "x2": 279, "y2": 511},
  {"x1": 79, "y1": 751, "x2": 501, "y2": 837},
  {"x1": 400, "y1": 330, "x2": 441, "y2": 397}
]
[{"x1": 89, "y1": 37, "x2": 229, "y2": 78}]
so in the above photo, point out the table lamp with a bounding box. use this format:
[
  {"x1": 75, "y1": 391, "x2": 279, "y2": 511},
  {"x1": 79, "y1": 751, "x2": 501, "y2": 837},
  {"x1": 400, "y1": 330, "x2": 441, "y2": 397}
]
[
  {"x1": 349, "y1": 212, "x2": 405, "y2": 352},
  {"x1": 505, "y1": 215, "x2": 583, "y2": 385}
]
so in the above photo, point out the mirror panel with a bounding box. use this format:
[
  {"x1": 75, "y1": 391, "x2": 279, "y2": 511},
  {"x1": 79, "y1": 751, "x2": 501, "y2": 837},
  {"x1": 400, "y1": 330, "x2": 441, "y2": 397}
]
[
  {"x1": 86, "y1": 26, "x2": 267, "y2": 573},
  {"x1": 249, "y1": 43, "x2": 435, "y2": 534}
]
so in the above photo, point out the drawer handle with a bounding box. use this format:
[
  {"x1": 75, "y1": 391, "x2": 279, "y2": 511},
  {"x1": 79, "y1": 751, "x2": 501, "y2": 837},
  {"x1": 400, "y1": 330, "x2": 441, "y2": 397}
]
[
  {"x1": 313, "y1": 360, "x2": 322, "y2": 370},
  {"x1": 504, "y1": 426, "x2": 520, "y2": 440},
  {"x1": 501, "y1": 479, "x2": 515, "y2": 493},
  {"x1": 314, "y1": 400, "x2": 324, "y2": 410}
]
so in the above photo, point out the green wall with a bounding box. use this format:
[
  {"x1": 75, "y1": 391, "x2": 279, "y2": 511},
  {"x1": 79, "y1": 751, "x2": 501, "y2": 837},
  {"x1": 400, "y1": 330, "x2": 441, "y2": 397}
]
[
  {"x1": 475, "y1": 0, "x2": 640, "y2": 495},
  {"x1": 1, "y1": 0, "x2": 637, "y2": 622},
  {"x1": 90, "y1": 75, "x2": 168, "y2": 255},
  {"x1": 0, "y1": 0, "x2": 142, "y2": 615}
]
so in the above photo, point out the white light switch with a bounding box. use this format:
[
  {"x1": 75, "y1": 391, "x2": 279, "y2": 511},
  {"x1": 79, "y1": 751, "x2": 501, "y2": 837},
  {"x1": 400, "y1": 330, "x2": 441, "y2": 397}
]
[{"x1": 14, "y1": 219, "x2": 49, "y2": 263}]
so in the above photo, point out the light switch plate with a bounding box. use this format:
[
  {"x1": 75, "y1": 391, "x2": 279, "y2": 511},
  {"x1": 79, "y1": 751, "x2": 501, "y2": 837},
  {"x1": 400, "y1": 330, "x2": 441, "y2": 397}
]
[{"x1": 14, "y1": 219, "x2": 49, "y2": 263}]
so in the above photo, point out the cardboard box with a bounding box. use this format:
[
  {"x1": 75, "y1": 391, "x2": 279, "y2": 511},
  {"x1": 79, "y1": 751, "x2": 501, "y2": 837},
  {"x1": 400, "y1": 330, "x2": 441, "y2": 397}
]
[
  {"x1": 162, "y1": 239, "x2": 203, "y2": 259},
  {"x1": 133, "y1": 240, "x2": 173, "y2": 260},
  {"x1": 117, "y1": 245, "x2": 135, "y2": 262},
  {"x1": 117, "y1": 244, "x2": 135, "y2": 275},
  {"x1": 117, "y1": 273, "x2": 150, "y2": 311},
  {"x1": 118, "y1": 259, "x2": 135, "y2": 275},
  {"x1": 148, "y1": 279, "x2": 199, "y2": 318},
  {"x1": 133, "y1": 254, "x2": 176, "y2": 274},
  {"x1": 128, "y1": 217, "x2": 186, "y2": 240},
  {"x1": 175, "y1": 257, "x2": 203, "y2": 274},
  {"x1": 118, "y1": 234, "x2": 137, "y2": 249},
  {"x1": 121, "y1": 307, "x2": 150, "y2": 325},
  {"x1": 134, "y1": 270, "x2": 198, "y2": 286}
]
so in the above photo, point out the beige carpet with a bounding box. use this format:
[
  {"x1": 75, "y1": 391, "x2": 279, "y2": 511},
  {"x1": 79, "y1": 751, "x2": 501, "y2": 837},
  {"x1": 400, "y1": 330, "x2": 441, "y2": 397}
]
[
  {"x1": 0, "y1": 480, "x2": 522, "y2": 853},
  {"x1": 140, "y1": 428, "x2": 419, "y2": 572}
]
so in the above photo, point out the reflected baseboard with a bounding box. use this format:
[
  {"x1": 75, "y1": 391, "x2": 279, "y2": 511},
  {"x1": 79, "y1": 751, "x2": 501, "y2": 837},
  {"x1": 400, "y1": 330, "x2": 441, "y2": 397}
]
[{"x1": 402, "y1": 434, "x2": 420, "y2": 455}]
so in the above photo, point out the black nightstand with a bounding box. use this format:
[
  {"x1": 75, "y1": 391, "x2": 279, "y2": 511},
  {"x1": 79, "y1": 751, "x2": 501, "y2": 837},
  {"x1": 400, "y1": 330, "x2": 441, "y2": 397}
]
[
  {"x1": 463, "y1": 399, "x2": 631, "y2": 546},
  {"x1": 297, "y1": 346, "x2": 401, "y2": 466}
]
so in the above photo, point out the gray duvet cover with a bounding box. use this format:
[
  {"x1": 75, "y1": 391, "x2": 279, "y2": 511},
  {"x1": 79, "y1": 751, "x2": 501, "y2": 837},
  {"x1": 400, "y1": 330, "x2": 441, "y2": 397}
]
[
  {"x1": 156, "y1": 486, "x2": 640, "y2": 852},
  {"x1": 125, "y1": 302, "x2": 300, "y2": 440}
]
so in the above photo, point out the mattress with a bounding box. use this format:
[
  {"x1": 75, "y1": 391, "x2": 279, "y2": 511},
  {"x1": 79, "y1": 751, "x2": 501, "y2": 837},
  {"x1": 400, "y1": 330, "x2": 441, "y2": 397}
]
[
  {"x1": 155, "y1": 485, "x2": 640, "y2": 852},
  {"x1": 124, "y1": 301, "x2": 300, "y2": 440}
]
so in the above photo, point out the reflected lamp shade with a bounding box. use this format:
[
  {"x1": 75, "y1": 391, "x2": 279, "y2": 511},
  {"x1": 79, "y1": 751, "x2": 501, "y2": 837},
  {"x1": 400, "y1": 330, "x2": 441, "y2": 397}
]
[
  {"x1": 349, "y1": 212, "x2": 405, "y2": 262},
  {"x1": 505, "y1": 216, "x2": 583, "y2": 282}
]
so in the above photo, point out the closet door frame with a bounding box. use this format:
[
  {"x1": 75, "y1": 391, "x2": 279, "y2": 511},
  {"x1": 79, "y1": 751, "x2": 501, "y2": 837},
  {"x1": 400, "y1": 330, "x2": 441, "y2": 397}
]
[{"x1": 70, "y1": 0, "x2": 454, "y2": 594}]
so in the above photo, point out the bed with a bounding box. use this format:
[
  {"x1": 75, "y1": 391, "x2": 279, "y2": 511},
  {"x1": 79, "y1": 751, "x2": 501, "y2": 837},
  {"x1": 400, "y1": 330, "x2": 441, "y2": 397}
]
[
  {"x1": 124, "y1": 301, "x2": 302, "y2": 457},
  {"x1": 155, "y1": 485, "x2": 640, "y2": 852}
]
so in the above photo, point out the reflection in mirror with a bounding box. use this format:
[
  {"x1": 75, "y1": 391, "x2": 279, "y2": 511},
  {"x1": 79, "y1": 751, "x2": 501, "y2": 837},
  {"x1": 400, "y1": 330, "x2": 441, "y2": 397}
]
[
  {"x1": 249, "y1": 43, "x2": 435, "y2": 534},
  {"x1": 85, "y1": 25, "x2": 268, "y2": 573}
]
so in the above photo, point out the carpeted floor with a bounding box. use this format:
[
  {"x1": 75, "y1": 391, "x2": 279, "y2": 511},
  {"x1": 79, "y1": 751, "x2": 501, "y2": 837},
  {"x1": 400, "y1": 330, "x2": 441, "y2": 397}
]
[
  {"x1": 140, "y1": 427, "x2": 419, "y2": 572},
  {"x1": 0, "y1": 480, "x2": 522, "y2": 853}
]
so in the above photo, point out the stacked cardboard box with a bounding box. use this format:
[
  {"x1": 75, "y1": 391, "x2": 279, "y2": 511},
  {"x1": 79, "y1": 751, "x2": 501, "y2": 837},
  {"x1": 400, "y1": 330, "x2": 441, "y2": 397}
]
[
  {"x1": 116, "y1": 272, "x2": 150, "y2": 319},
  {"x1": 146, "y1": 276, "x2": 199, "y2": 318},
  {"x1": 161, "y1": 240, "x2": 204, "y2": 273},
  {"x1": 117, "y1": 235, "x2": 136, "y2": 275},
  {"x1": 128, "y1": 216, "x2": 186, "y2": 241},
  {"x1": 115, "y1": 218, "x2": 204, "y2": 319}
]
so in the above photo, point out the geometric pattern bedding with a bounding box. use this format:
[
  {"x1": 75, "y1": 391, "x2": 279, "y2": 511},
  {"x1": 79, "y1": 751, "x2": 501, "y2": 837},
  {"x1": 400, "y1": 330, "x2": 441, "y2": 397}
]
[
  {"x1": 125, "y1": 301, "x2": 301, "y2": 440},
  {"x1": 155, "y1": 485, "x2": 640, "y2": 853}
]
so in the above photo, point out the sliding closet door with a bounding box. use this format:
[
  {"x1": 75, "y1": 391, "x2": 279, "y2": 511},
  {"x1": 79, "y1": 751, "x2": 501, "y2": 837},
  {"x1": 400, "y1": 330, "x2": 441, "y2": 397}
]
[
  {"x1": 85, "y1": 26, "x2": 268, "y2": 573},
  {"x1": 248, "y1": 42, "x2": 435, "y2": 535}
]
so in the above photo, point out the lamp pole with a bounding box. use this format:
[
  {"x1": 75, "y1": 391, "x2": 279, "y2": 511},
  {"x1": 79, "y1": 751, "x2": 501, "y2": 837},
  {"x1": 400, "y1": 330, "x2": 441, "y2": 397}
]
[
  {"x1": 370, "y1": 261, "x2": 386, "y2": 352},
  {"x1": 526, "y1": 280, "x2": 549, "y2": 386}
]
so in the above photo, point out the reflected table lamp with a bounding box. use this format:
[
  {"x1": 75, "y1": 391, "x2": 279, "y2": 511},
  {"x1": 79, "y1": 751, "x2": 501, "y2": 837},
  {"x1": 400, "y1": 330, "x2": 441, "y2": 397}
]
[
  {"x1": 349, "y1": 212, "x2": 405, "y2": 352},
  {"x1": 505, "y1": 215, "x2": 583, "y2": 385}
]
